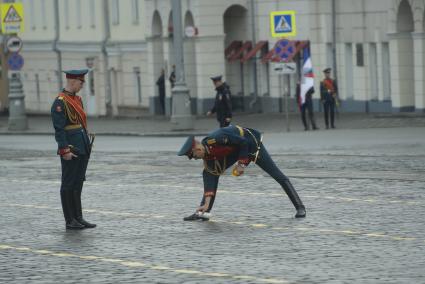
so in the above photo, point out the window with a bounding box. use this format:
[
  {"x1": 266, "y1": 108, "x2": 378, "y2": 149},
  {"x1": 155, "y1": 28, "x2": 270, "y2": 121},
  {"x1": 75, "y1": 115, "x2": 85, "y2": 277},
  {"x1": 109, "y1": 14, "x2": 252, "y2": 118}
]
[
  {"x1": 64, "y1": 1, "x2": 70, "y2": 29},
  {"x1": 29, "y1": 0, "x2": 36, "y2": 30},
  {"x1": 133, "y1": 67, "x2": 142, "y2": 104},
  {"x1": 111, "y1": 0, "x2": 119, "y2": 25},
  {"x1": 41, "y1": 0, "x2": 47, "y2": 29},
  {"x1": 76, "y1": 0, "x2": 82, "y2": 29},
  {"x1": 89, "y1": 0, "x2": 96, "y2": 28},
  {"x1": 356, "y1": 43, "x2": 364, "y2": 67},
  {"x1": 35, "y1": 74, "x2": 40, "y2": 102},
  {"x1": 131, "y1": 0, "x2": 140, "y2": 24}
]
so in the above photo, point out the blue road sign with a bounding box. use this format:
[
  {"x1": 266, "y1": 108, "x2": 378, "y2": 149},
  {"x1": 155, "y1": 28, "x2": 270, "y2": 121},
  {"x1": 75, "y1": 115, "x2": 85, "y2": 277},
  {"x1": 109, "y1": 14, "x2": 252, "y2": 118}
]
[
  {"x1": 7, "y1": 53, "x2": 24, "y2": 71},
  {"x1": 270, "y1": 10, "x2": 297, "y2": 37}
]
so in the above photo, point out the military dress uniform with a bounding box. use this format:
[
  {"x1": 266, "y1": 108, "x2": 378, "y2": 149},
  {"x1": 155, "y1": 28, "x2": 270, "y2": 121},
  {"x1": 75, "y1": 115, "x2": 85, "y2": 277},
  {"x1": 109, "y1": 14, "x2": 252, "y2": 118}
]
[
  {"x1": 320, "y1": 68, "x2": 338, "y2": 129},
  {"x1": 51, "y1": 69, "x2": 96, "y2": 230},
  {"x1": 209, "y1": 76, "x2": 232, "y2": 128},
  {"x1": 178, "y1": 125, "x2": 306, "y2": 220}
]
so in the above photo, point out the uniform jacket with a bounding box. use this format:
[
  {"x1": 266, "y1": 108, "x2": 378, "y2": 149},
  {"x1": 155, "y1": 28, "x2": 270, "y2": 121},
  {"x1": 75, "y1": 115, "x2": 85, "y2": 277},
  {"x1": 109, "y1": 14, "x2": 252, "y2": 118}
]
[
  {"x1": 201, "y1": 125, "x2": 262, "y2": 175},
  {"x1": 210, "y1": 83, "x2": 232, "y2": 122},
  {"x1": 51, "y1": 91, "x2": 90, "y2": 156},
  {"x1": 320, "y1": 79, "x2": 338, "y2": 102}
]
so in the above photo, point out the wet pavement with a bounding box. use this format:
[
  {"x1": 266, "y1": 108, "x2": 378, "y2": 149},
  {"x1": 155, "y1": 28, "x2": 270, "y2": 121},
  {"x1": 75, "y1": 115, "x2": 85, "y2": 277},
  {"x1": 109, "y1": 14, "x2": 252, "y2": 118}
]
[{"x1": 1, "y1": 127, "x2": 425, "y2": 283}]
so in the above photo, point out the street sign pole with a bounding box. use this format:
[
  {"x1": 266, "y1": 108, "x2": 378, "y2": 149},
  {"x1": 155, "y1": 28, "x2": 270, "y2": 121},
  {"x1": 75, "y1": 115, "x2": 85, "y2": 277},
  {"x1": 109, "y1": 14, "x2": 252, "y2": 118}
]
[
  {"x1": 285, "y1": 74, "x2": 290, "y2": 132},
  {"x1": 274, "y1": 62, "x2": 295, "y2": 132},
  {"x1": 1, "y1": 2, "x2": 27, "y2": 130},
  {"x1": 8, "y1": 71, "x2": 27, "y2": 130}
]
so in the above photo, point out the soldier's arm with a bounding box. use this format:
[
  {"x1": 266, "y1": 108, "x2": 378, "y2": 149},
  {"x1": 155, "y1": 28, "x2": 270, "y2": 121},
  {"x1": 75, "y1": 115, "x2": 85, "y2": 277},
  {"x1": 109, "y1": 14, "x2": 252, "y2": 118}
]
[
  {"x1": 210, "y1": 98, "x2": 217, "y2": 114},
  {"x1": 223, "y1": 90, "x2": 232, "y2": 118},
  {"x1": 51, "y1": 98, "x2": 70, "y2": 156},
  {"x1": 320, "y1": 82, "x2": 325, "y2": 100}
]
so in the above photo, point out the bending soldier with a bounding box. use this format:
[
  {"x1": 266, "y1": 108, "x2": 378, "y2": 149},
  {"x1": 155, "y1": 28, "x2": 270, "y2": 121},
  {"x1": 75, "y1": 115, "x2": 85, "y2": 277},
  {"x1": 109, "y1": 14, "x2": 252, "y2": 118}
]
[
  {"x1": 178, "y1": 125, "x2": 306, "y2": 221},
  {"x1": 51, "y1": 69, "x2": 96, "y2": 230}
]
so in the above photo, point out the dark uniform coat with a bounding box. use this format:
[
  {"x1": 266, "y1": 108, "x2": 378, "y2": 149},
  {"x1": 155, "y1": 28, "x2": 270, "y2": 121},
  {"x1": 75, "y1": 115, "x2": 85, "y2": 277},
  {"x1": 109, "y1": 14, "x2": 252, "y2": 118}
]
[
  {"x1": 51, "y1": 89, "x2": 92, "y2": 226},
  {"x1": 210, "y1": 83, "x2": 232, "y2": 127}
]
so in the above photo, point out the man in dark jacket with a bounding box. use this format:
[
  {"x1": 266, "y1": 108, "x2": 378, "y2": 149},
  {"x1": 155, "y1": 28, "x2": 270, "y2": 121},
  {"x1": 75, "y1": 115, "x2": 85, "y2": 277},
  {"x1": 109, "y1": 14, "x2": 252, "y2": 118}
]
[
  {"x1": 156, "y1": 69, "x2": 166, "y2": 114},
  {"x1": 296, "y1": 81, "x2": 318, "y2": 131},
  {"x1": 178, "y1": 125, "x2": 306, "y2": 221},
  {"x1": 207, "y1": 75, "x2": 232, "y2": 127},
  {"x1": 51, "y1": 69, "x2": 96, "y2": 230}
]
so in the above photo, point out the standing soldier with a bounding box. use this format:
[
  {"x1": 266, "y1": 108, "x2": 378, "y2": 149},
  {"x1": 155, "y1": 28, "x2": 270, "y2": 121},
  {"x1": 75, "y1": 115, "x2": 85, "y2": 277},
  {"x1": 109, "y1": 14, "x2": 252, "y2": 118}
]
[
  {"x1": 51, "y1": 69, "x2": 96, "y2": 230},
  {"x1": 207, "y1": 75, "x2": 232, "y2": 128},
  {"x1": 178, "y1": 125, "x2": 306, "y2": 221},
  {"x1": 320, "y1": 68, "x2": 338, "y2": 129}
]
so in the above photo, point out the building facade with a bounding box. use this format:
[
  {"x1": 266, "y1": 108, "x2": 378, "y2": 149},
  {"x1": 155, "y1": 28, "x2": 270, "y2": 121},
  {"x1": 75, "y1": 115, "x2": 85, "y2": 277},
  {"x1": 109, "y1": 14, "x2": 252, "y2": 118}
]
[{"x1": 0, "y1": 0, "x2": 424, "y2": 116}]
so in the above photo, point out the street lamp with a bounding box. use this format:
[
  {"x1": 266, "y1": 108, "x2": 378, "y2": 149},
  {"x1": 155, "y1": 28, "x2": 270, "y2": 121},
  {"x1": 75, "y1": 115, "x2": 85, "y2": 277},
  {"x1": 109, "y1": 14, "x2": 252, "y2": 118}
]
[{"x1": 170, "y1": 0, "x2": 193, "y2": 130}]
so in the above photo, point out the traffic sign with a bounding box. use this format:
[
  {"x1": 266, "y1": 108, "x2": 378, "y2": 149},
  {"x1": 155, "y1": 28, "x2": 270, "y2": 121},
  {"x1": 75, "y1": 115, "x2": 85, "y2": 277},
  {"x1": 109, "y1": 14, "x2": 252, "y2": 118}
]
[
  {"x1": 185, "y1": 26, "x2": 197, "y2": 37},
  {"x1": 0, "y1": 3, "x2": 24, "y2": 34},
  {"x1": 5, "y1": 36, "x2": 23, "y2": 53},
  {"x1": 270, "y1": 10, "x2": 296, "y2": 38},
  {"x1": 7, "y1": 53, "x2": 24, "y2": 71},
  {"x1": 273, "y1": 62, "x2": 297, "y2": 74}
]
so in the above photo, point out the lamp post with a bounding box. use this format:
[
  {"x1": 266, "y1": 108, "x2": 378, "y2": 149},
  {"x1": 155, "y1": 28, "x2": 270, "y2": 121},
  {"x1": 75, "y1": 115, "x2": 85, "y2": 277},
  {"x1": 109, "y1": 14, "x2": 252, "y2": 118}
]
[{"x1": 170, "y1": 0, "x2": 193, "y2": 130}]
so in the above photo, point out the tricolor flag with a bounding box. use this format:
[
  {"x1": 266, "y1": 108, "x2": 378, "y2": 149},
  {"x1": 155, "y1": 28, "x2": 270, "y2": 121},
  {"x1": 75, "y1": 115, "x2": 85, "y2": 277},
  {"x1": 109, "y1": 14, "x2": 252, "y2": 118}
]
[{"x1": 299, "y1": 46, "x2": 315, "y2": 106}]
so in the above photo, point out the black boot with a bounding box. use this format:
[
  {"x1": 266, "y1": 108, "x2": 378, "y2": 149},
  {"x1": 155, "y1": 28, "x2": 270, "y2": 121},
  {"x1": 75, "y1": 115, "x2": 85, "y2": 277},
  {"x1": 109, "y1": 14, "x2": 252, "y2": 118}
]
[
  {"x1": 60, "y1": 191, "x2": 72, "y2": 223},
  {"x1": 281, "y1": 180, "x2": 306, "y2": 218},
  {"x1": 73, "y1": 190, "x2": 96, "y2": 228},
  {"x1": 64, "y1": 191, "x2": 85, "y2": 230}
]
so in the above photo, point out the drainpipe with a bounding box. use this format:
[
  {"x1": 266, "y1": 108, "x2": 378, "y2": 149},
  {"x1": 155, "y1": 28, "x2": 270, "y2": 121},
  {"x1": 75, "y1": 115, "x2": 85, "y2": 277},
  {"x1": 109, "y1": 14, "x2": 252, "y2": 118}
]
[
  {"x1": 53, "y1": 0, "x2": 62, "y2": 90},
  {"x1": 331, "y1": 0, "x2": 338, "y2": 85},
  {"x1": 102, "y1": 0, "x2": 112, "y2": 116},
  {"x1": 248, "y1": 0, "x2": 258, "y2": 110}
]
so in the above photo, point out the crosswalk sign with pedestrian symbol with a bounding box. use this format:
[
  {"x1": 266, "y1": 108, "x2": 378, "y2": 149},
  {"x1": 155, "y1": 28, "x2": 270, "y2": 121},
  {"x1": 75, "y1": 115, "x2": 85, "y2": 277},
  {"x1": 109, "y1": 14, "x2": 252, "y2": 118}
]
[
  {"x1": 270, "y1": 10, "x2": 296, "y2": 37},
  {"x1": 0, "y1": 3, "x2": 25, "y2": 34}
]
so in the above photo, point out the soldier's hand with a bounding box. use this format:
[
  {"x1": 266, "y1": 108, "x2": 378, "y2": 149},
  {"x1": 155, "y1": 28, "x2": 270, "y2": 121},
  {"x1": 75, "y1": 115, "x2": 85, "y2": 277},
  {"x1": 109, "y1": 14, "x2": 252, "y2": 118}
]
[
  {"x1": 225, "y1": 117, "x2": 231, "y2": 122},
  {"x1": 62, "y1": 152, "x2": 77, "y2": 160},
  {"x1": 206, "y1": 111, "x2": 212, "y2": 116},
  {"x1": 232, "y1": 164, "x2": 245, "y2": 176}
]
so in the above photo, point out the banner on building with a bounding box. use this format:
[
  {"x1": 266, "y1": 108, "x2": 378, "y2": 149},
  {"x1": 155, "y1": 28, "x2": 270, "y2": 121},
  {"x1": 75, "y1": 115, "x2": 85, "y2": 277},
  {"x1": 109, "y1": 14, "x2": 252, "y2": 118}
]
[{"x1": 1, "y1": 3, "x2": 24, "y2": 34}]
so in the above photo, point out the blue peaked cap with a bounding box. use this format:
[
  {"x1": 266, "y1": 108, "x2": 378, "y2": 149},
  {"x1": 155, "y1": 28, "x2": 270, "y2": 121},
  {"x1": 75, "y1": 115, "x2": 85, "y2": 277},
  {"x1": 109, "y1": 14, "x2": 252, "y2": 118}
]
[{"x1": 178, "y1": 135, "x2": 195, "y2": 159}]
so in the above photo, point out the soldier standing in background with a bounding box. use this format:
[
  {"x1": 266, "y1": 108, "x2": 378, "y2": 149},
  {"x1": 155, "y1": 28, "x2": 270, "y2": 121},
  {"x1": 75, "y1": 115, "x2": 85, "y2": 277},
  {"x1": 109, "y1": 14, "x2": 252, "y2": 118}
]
[
  {"x1": 320, "y1": 68, "x2": 338, "y2": 129},
  {"x1": 207, "y1": 75, "x2": 232, "y2": 128}
]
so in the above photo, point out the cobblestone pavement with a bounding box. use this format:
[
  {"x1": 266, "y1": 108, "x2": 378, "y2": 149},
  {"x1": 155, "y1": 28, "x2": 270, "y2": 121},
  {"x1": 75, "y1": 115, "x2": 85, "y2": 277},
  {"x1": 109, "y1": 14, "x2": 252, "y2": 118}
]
[{"x1": 1, "y1": 129, "x2": 425, "y2": 283}]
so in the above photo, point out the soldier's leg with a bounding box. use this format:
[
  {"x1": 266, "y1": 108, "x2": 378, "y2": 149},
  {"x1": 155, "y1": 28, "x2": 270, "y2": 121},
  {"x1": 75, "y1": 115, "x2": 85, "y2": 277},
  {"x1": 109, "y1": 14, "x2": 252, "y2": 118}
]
[
  {"x1": 301, "y1": 104, "x2": 308, "y2": 130},
  {"x1": 255, "y1": 146, "x2": 306, "y2": 218},
  {"x1": 307, "y1": 100, "x2": 318, "y2": 129},
  {"x1": 330, "y1": 101, "x2": 335, "y2": 128},
  {"x1": 73, "y1": 156, "x2": 96, "y2": 228},
  {"x1": 323, "y1": 102, "x2": 330, "y2": 128},
  {"x1": 60, "y1": 158, "x2": 85, "y2": 229}
]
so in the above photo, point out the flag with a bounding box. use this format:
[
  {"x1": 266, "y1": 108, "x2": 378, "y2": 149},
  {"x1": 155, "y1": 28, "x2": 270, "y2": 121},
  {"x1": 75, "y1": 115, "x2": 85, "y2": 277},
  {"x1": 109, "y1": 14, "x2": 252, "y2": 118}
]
[{"x1": 299, "y1": 46, "x2": 314, "y2": 106}]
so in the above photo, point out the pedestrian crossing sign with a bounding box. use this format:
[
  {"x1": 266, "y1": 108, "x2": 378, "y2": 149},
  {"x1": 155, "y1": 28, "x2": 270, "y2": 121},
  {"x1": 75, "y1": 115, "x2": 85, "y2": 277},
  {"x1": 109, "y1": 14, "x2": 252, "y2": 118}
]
[
  {"x1": 270, "y1": 10, "x2": 296, "y2": 38},
  {"x1": 0, "y1": 3, "x2": 24, "y2": 34}
]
